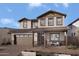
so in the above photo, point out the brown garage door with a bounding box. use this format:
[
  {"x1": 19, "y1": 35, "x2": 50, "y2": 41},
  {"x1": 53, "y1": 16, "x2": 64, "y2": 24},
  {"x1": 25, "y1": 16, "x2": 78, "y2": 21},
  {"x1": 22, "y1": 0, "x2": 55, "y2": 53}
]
[{"x1": 16, "y1": 34, "x2": 33, "y2": 47}]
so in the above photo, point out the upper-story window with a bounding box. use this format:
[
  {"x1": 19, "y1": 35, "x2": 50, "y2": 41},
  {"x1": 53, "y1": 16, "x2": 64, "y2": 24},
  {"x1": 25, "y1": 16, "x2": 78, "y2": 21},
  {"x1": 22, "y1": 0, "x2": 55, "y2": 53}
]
[
  {"x1": 23, "y1": 21, "x2": 27, "y2": 28},
  {"x1": 56, "y1": 17, "x2": 63, "y2": 25},
  {"x1": 33, "y1": 22, "x2": 38, "y2": 28},
  {"x1": 40, "y1": 18, "x2": 46, "y2": 26},
  {"x1": 48, "y1": 17, "x2": 54, "y2": 26}
]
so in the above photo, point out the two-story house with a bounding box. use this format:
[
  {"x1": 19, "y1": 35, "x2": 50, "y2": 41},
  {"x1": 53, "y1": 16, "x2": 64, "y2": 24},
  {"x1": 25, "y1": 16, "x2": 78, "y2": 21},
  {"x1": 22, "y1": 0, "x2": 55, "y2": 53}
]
[{"x1": 10, "y1": 10, "x2": 67, "y2": 47}]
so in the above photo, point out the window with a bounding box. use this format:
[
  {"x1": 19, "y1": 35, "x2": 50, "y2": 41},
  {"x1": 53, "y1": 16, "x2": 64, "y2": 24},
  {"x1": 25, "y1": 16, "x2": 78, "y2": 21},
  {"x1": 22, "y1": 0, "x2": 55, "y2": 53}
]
[
  {"x1": 50, "y1": 33, "x2": 60, "y2": 41},
  {"x1": 23, "y1": 21, "x2": 27, "y2": 28},
  {"x1": 72, "y1": 33, "x2": 75, "y2": 37},
  {"x1": 25, "y1": 35, "x2": 28, "y2": 37},
  {"x1": 28, "y1": 34, "x2": 32, "y2": 38},
  {"x1": 40, "y1": 18, "x2": 46, "y2": 26},
  {"x1": 56, "y1": 17, "x2": 62, "y2": 25},
  {"x1": 33, "y1": 22, "x2": 38, "y2": 28},
  {"x1": 20, "y1": 35, "x2": 24, "y2": 37},
  {"x1": 48, "y1": 17, "x2": 54, "y2": 26},
  {"x1": 16, "y1": 35, "x2": 20, "y2": 37},
  {"x1": 16, "y1": 34, "x2": 32, "y2": 38}
]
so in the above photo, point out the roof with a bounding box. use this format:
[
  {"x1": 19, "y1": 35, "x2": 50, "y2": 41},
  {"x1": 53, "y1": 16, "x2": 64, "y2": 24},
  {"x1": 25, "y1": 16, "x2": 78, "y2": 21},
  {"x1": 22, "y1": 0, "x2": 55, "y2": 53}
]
[
  {"x1": 68, "y1": 18, "x2": 79, "y2": 26},
  {"x1": 31, "y1": 19, "x2": 38, "y2": 22},
  {"x1": 18, "y1": 18, "x2": 38, "y2": 22},
  {"x1": 10, "y1": 27, "x2": 68, "y2": 33},
  {"x1": 18, "y1": 18, "x2": 30, "y2": 22},
  {"x1": 18, "y1": 10, "x2": 66, "y2": 22},
  {"x1": 37, "y1": 10, "x2": 66, "y2": 19}
]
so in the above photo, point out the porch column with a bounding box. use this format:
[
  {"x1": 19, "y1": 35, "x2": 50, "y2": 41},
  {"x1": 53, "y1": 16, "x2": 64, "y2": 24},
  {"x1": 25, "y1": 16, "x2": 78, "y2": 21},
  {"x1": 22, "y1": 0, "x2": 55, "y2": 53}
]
[
  {"x1": 11, "y1": 33, "x2": 14, "y2": 45},
  {"x1": 44, "y1": 32, "x2": 47, "y2": 48},
  {"x1": 65, "y1": 31, "x2": 68, "y2": 46},
  {"x1": 32, "y1": 32, "x2": 34, "y2": 47}
]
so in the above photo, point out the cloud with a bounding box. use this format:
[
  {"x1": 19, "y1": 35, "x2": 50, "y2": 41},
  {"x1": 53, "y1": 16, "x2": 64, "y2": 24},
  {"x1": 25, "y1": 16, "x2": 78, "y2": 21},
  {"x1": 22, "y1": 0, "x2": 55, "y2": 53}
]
[
  {"x1": 7, "y1": 8, "x2": 12, "y2": 12},
  {"x1": 28, "y1": 3, "x2": 43, "y2": 7},
  {"x1": 0, "y1": 18, "x2": 13, "y2": 25},
  {"x1": 27, "y1": 3, "x2": 45, "y2": 11},
  {"x1": 0, "y1": 18, "x2": 19, "y2": 28},
  {"x1": 54, "y1": 3, "x2": 69, "y2": 8},
  {"x1": 54, "y1": 3, "x2": 59, "y2": 7},
  {"x1": 62, "y1": 3, "x2": 69, "y2": 8}
]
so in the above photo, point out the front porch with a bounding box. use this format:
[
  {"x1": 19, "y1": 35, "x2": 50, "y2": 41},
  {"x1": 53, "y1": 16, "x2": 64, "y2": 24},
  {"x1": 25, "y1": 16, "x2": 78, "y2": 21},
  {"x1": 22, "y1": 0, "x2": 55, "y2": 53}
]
[
  {"x1": 32, "y1": 27, "x2": 68, "y2": 47},
  {"x1": 33, "y1": 31, "x2": 67, "y2": 47},
  {"x1": 10, "y1": 27, "x2": 68, "y2": 47}
]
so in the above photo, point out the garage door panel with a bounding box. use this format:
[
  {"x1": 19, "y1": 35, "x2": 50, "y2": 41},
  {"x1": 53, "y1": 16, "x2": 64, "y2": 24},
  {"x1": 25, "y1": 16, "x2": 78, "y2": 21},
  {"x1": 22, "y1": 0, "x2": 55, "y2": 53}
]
[{"x1": 16, "y1": 34, "x2": 33, "y2": 47}]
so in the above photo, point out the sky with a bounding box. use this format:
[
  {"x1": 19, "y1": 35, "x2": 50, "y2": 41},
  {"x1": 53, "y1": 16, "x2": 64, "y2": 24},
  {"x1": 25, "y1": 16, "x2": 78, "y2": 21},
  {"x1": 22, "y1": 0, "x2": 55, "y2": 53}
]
[{"x1": 0, "y1": 3, "x2": 79, "y2": 28}]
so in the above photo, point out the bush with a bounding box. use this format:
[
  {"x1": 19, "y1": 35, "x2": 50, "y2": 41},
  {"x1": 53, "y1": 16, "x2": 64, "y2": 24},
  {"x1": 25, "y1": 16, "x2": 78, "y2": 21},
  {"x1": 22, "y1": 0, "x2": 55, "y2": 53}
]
[
  {"x1": 1, "y1": 42, "x2": 11, "y2": 45},
  {"x1": 1, "y1": 43, "x2": 6, "y2": 45},
  {"x1": 6, "y1": 42, "x2": 11, "y2": 45},
  {"x1": 67, "y1": 44, "x2": 78, "y2": 49}
]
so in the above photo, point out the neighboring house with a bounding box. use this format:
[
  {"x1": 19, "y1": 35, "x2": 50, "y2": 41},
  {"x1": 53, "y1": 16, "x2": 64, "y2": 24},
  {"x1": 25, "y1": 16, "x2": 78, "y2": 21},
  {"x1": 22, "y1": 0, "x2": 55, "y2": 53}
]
[
  {"x1": 68, "y1": 18, "x2": 79, "y2": 37},
  {"x1": 0, "y1": 28, "x2": 11, "y2": 45},
  {"x1": 10, "y1": 10, "x2": 68, "y2": 47}
]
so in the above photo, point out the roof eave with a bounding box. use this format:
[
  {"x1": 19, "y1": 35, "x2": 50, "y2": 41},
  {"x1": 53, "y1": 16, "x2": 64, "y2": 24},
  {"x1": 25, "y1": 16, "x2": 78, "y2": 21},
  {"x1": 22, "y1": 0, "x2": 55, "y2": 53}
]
[{"x1": 67, "y1": 18, "x2": 79, "y2": 26}]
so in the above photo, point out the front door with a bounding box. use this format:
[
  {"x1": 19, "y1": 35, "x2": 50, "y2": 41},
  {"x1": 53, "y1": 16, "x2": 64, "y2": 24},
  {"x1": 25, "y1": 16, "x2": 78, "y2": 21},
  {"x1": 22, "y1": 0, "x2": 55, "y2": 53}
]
[
  {"x1": 37, "y1": 32, "x2": 44, "y2": 46},
  {"x1": 14, "y1": 35, "x2": 17, "y2": 45}
]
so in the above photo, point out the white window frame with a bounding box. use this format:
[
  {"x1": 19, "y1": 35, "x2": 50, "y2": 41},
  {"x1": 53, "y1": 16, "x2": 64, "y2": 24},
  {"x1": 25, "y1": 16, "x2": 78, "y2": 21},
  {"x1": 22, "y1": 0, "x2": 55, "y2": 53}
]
[
  {"x1": 56, "y1": 17, "x2": 62, "y2": 25},
  {"x1": 48, "y1": 17, "x2": 54, "y2": 26},
  {"x1": 23, "y1": 21, "x2": 27, "y2": 28},
  {"x1": 40, "y1": 18, "x2": 46, "y2": 26},
  {"x1": 50, "y1": 33, "x2": 60, "y2": 41}
]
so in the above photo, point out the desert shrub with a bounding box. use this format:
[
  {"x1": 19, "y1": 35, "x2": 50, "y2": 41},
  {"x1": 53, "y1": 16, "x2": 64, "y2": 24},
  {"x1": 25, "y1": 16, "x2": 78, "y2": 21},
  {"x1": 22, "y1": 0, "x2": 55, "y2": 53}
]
[
  {"x1": 6, "y1": 42, "x2": 11, "y2": 45},
  {"x1": 1, "y1": 38, "x2": 11, "y2": 45},
  {"x1": 67, "y1": 36, "x2": 79, "y2": 47},
  {"x1": 67, "y1": 44, "x2": 78, "y2": 49}
]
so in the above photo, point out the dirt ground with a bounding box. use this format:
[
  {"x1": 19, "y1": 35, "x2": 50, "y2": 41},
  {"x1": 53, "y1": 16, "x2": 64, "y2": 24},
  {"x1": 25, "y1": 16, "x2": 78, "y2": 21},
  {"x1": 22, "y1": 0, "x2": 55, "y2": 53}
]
[{"x1": 0, "y1": 45, "x2": 79, "y2": 56}]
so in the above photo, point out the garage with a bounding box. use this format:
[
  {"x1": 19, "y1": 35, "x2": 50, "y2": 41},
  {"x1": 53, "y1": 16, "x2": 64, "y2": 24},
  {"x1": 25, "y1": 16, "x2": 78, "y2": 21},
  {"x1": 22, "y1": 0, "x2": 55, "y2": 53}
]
[{"x1": 14, "y1": 33, "x2": 33, "y2": 47}]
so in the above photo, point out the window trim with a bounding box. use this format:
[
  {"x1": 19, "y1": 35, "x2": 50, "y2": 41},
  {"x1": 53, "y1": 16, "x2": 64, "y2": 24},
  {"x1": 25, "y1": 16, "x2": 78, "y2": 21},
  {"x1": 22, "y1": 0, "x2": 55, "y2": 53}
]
[
  {"x1": 33, "y1": 22, "x2": 38, "y2": 28},
  {"x1": 56, "y1": 17, "x2": 63, "y2": 25},
  {"x1": 40, "y1": 18, "x2": 46, "y2": 26},
  {"x1": 23, "y1": 21, "x2": 27, "y2": 28},
  {"x1": 48, "y1": 17, "x2": 54, "y2": 26},
  {"x1": 50, "y1": 33, "x2": 60, "y2": 42}
]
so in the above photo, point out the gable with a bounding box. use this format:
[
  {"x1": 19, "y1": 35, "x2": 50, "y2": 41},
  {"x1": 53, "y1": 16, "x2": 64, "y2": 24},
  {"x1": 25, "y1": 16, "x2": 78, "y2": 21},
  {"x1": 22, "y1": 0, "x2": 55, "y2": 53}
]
[
  {"x1": 37, "y1": 10, "x2": 66, "y2": 19},
  {"x1": 18, "y1": 18, "x2": 30, "y2": 22},
  {"x1": 68, "y1": 18, "x2": 79, "y2": 26},
  {"x1": 73, "y1": 20, "x2": 79, "y2": 27},
  {"x1": 38, "y1": 13, "x2": 63, "y2": 19}
]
